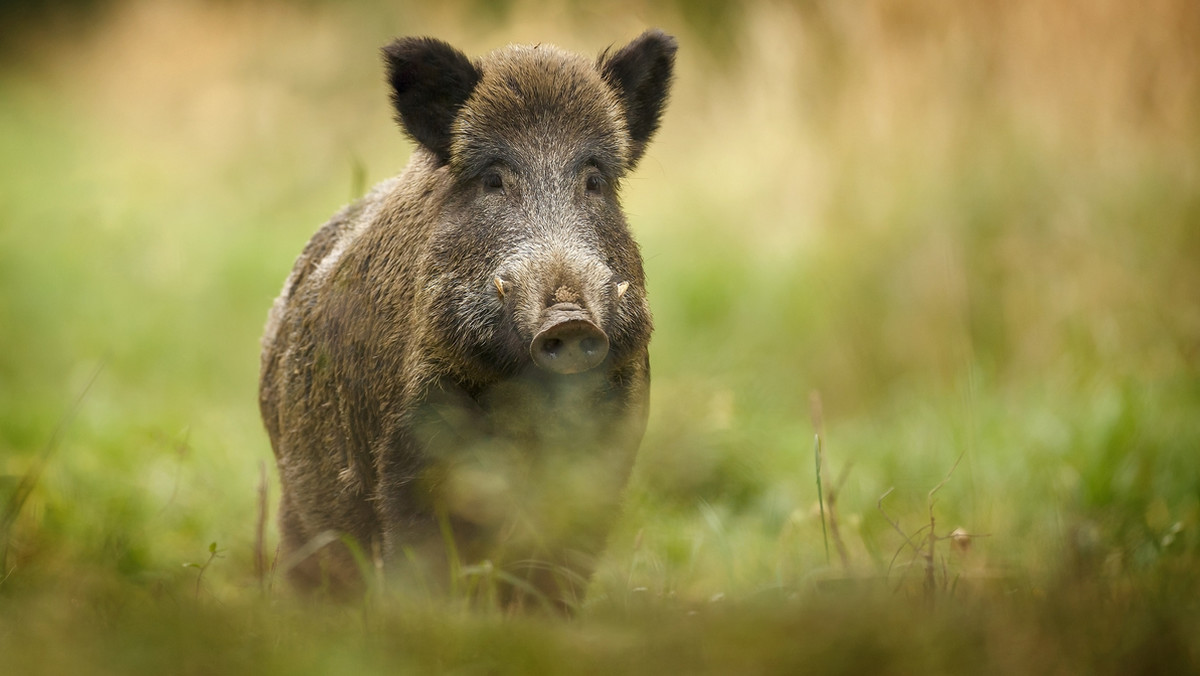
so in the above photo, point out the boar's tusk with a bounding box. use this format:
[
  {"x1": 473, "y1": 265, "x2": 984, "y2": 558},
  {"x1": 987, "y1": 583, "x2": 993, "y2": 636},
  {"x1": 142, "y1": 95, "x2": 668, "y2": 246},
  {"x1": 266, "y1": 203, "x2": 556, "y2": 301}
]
[
  {"x1": 616, "y1": 281, "x2": 630, "y2": 299},
  {"x1": 494, "y1": 277, "x2": 509, "y2": 298}
]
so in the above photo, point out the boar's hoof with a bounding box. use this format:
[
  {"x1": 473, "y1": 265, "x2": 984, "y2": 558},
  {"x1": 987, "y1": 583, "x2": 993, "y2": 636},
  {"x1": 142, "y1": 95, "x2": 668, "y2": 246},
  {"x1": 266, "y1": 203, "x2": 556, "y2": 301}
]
[{"x1": 531, "y1": 313, "x2": 609, "y2": 375}]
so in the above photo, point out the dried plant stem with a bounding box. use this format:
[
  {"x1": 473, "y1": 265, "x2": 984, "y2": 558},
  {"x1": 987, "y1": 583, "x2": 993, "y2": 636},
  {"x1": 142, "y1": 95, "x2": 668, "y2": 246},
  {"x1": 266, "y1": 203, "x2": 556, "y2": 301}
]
[
  {"x1": 925, "y1": 452, "x2": 965, "y2": 604},
  {"x1": 878, "y1": 488, "x2": 923, "y2": 581},
  {"x1": 879, "y1": 452, "x2": 969, "y2": 601},
  {"x1": 826, "y1": 461, "x2": 853, "y2": 569}
]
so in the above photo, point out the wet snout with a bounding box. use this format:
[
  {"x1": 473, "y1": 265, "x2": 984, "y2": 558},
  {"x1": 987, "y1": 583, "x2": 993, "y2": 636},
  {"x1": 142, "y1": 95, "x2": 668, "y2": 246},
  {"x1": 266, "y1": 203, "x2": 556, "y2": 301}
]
[{"x1": 531, "y1": 303, "x2": 609, "y2": 374}]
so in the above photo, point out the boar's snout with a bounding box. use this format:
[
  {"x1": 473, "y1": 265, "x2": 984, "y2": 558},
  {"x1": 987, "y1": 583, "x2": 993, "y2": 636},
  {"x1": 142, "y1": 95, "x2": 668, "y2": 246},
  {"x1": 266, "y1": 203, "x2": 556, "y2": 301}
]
[{"x1": 531, "y1": 303, "x2": 609, "y2": 375}]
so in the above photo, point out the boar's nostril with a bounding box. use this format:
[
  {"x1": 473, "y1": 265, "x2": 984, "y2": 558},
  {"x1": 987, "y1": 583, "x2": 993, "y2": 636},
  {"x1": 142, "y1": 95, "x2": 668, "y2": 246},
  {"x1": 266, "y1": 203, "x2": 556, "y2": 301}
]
[
  {"x1": 531, "y1": 319, "x2": 609, "y2": 375},
  {"x1": 579, "y1": 336, "x2": 605, "y2": 357}
]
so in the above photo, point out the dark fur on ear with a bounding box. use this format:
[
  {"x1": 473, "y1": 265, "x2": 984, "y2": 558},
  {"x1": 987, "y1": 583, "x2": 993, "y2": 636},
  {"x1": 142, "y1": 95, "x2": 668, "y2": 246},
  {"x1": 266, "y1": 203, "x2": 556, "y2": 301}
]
[
  {"x1": 599, "y1": 29, "x2": 677, "y2": 167},
  {"x1": 382, "y1": 37, "x2": 481, "y2": 163}
]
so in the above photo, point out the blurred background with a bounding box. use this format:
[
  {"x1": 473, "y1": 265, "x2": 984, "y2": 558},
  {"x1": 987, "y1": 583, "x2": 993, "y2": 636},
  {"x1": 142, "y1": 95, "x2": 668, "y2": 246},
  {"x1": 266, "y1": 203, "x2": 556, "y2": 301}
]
[{"x1": 1, "y1": 0, "x2": 1198, "y2": 668}]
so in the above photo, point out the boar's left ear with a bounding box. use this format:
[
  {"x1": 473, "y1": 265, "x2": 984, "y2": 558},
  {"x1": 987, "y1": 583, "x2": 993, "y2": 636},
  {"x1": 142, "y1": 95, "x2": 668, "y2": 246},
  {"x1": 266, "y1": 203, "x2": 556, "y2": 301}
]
[
  {"x1": 382, "y1": 37, "x2": 481, "y2": 164},
  {"x1": 599, "y1": 29, "x2": 677, "y2": 167}
]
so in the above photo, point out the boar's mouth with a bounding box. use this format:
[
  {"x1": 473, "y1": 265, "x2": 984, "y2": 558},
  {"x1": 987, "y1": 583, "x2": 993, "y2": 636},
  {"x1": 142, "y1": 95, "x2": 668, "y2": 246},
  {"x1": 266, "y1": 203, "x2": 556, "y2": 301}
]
[{"x1": 530, "y1": 303, "x2": 609, "y2": 375}]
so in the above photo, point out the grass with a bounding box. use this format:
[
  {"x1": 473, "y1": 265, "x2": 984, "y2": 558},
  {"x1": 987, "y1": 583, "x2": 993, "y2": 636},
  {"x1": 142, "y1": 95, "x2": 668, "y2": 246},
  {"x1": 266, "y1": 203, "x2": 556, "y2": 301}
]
[{"x1": 2, "y1": 0, "x2": 1199, "y2": 673}]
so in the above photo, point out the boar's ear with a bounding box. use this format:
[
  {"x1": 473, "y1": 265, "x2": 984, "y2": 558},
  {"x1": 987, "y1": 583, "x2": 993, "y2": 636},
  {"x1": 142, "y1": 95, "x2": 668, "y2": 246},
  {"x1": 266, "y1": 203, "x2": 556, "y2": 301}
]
[
  {"x1": 599, "y1": 29, "x2": 677, "y2": 167},
  {"x1": 382, "y1": 37, "x2": 481, "y2": 164}
]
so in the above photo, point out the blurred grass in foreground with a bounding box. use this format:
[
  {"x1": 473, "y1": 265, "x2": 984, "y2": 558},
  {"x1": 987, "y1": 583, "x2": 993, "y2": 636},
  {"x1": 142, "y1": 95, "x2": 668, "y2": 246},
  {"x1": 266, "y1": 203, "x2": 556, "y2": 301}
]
[{"x1": 1, "y1": 0, "x2": 1198, "y2": 673}]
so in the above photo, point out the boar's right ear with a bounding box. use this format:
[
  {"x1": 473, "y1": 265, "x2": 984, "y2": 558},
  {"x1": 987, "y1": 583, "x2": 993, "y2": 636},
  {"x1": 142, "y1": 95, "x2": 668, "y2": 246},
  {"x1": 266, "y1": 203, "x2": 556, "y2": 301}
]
[
  {"x1": 599, "y1": 29, "x2": 677, "y2": 167},
  {"x1": 382, "y1": 37, "x2": 481, "y2": 164}
]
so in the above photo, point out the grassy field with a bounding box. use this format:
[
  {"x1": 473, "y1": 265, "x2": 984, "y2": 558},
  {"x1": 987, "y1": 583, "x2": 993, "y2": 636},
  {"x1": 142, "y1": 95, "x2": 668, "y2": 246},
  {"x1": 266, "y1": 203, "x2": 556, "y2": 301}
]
[{"x1": 2, "y1": 0, "x2": 1199, "y2": 672}]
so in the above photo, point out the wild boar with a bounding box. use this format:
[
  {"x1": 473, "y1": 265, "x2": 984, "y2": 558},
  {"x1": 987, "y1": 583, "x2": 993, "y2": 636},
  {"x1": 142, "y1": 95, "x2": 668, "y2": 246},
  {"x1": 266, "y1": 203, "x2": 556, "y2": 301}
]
[{"x1": 259, "y1": 29, "x2": 676, "y2": 609}]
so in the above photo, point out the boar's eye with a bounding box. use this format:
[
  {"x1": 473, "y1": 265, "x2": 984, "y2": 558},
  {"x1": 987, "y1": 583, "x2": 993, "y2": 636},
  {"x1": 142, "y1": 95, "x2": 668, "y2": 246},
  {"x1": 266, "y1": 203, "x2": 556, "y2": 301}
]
[
  {"x1": 584, "y1": 170, "x2": 606, "y2": 195},
  {"x1": 583, "y1": 159, "x2": 609, "y2": 196},
  {"x1": 481, "y1": 170, "x2": 504, "y2": 193}
]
